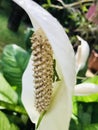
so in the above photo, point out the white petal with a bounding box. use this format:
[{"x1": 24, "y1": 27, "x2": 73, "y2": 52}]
[
  {"x1": 74, "y1": 83, "x2": 98, "y2": 96},
  {"x1": 37, "y1": 80, "x2": 72, "y2": 130},
  {"x1": 13, "y1": 0, "x2": 76, "y2": 129},
  {"x1": 75, "y1": 36, "x2": 90, "y2": 74},
  {"x1": 22, "y1": 55, "x2": 40, "y2": 124}
]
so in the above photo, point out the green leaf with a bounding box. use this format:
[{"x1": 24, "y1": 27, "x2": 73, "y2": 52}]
[
  {"x1": 0, "y1": 101, "x2": 26, "y2": 114},
  {"x1": 0, "y1": 111, "x2": 10, "y2": 130},
  {"x1": 84, "y1": 76, "x2": 98, "y2": 85},
  {"x1": 1, "y1": 44, "x2": 30, "y2": 87},
  {"x1": 84, "y1": 124, "x2": 98, "y2": 130},
  {"x1": 74, "y1": 93, "x2": 98, "y2": 103},
  {"x1": 24, "y1": 28, "x2": 34, "y2": 51},
  {"x1": 10, "y1": 123, "x2": 19, "y2": 130},
  {"x1": 0, "y1": 111, "x2": 20, "y2": 130},
  {"x1": 78, "y1": 104, "x2": 92, "y2": 125},
  {"x1": 0, "y1": 73, "x2": 18, "y2": 104}
]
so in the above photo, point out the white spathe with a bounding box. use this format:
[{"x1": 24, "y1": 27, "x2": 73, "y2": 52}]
[
  {"x1": 74, "y1": 83, "x2": 98, "y2": 96},
  {"x1": 12, "y1": 0, "x2": 76, "y2": 130},
  {"x1": 75, "y1": 36, "x2": 90, "y2": 74},
  {"x1": 22, "y1": 55, "x2": 40, "y2": 124}
]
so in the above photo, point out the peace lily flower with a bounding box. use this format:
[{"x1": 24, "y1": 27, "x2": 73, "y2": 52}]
[
  {"x1": 12, "y1": 0, "x2": 98, "y2": 130},
  {"x1": 75, "y1": 36, "x2": 90, "y2": 74},
  {"x1": 74, "y1": 36, "x2": 98, "y2": 95},
  {"x1": 12, "y1": 0, "x2": 76, "y2": 130},
  {"x1": 74, "y1": 36, "x2": 98, "y2": 96}
]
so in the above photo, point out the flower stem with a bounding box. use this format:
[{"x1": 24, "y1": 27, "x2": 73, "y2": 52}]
[{"x1": 36, "y1": 111, "x2": 46, "y2": 129}]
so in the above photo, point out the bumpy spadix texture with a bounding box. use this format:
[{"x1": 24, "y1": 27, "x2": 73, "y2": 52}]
[{"x1": 31, "y1": 29, "x2": 53, "y2": 113}]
